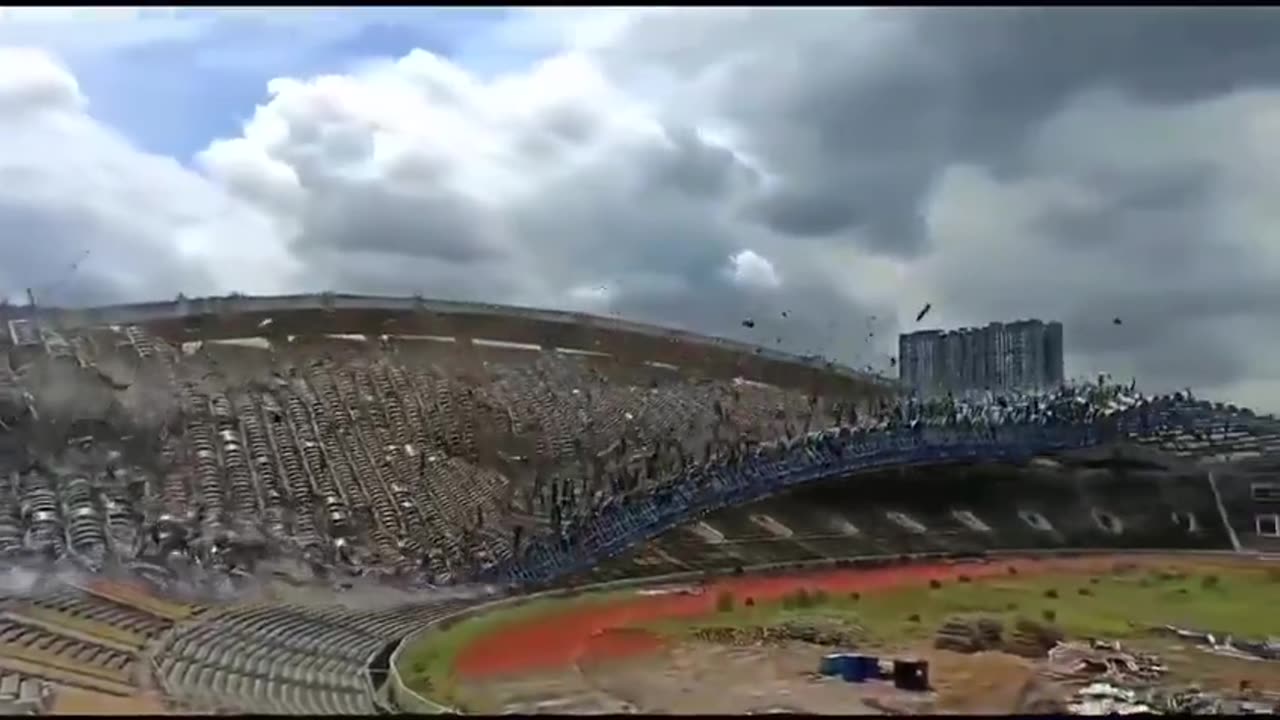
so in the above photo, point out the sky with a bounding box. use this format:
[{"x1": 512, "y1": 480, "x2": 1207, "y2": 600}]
[{"x1": 3, "y1": 7, "x2": 1280, "y2": 411}]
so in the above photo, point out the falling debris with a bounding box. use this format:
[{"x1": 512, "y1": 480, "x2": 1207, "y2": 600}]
[
  {"x1": 915, "y1": 303, "x2": 932, "y2": 323},
  {"x1": 889, "y1": 357, "x2": 897, "y2": 367},
  {"x1": 741, "y1": 319, "x2": 756, "y2": 329},
  {"x1": 781, "y1": 311, "x2": 789, "y2": 318},
  {"x1": 1113, "y1": 317, "x2": 1123, "y2": 326}
]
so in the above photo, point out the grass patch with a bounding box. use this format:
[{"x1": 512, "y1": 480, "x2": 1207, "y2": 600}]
[{"x1": 643, "y1": 563, "x2": 1280, "y2": 649}]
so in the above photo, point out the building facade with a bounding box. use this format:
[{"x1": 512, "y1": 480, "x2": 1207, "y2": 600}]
[{"x1": 899, "y1": 319, "x2": 1064, "y2": 397}]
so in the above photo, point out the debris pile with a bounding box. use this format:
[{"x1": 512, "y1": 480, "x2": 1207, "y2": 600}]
[
  {"x1": 1004, "y1": 619, "x2": 1064, "y2": 658},
  {"x1": 1047, "y1": 639, "x2": 1166, "y2": 683},
  {"x1": 1156, "y1": 624, "x2": 1280, "y2": 662},
  {"x1": 1067, "y1": 683, "x2": 1280, "y2": 716},
  {"x1": 933, "y1": 616, "x2": 1004, "y2": 653},
  {"x1": 1068, "y1": 683, "x2": 1154, "y2": 715}
]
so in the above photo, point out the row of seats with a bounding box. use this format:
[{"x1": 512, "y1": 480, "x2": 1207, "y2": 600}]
[
  {"x1": 508, "y1": 399, "x2": 1275, "y2": 584},
  {"x1": 0, "y1": 617, "x2": 136, "y2": 695},
  {"x1": 4, "y1": 317, "x2": 842, "y2": 582},
  {"x1": 21, "y1": 588, "x2": 173, "y2": 645},
  {"x1": 588, "y1": 469, "x2": 1233, "y2": 581},
  {"x1": 154, "y1": 598, "x2": 470, "y2": 714}
]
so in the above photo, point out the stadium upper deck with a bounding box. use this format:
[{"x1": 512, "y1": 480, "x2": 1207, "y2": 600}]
[{"x1": 1, "y1": 293, "x2": 897, "y2": 399}]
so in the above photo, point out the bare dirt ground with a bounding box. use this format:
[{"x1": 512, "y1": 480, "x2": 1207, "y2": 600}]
[
  {"x1": 459, "y1": 640, "x2": 1057, "y2": 714},
  {"x1": 462, "y1": 641, "x2": 918, "y2": 714}
]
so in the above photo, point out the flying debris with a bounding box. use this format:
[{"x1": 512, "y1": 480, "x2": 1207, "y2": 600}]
[
  {"x1": 781, "y1": 311, "x2": 789, "y2": 318},
  {"x1": 1113, "y1": 317, "x2": 1123, "y2": 326},
  {"x1": 889, "y1": 357, "x2": 897, "y2": 367},
  {"x1": 741, "y1": 319, "x2": 756, "y2": 329},
  {"x1": 915, "y1": 303, "x2": 932, "y2": 323}
]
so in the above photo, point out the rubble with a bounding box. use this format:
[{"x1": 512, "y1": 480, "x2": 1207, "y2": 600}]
[
  {"x1": 1067, "y1": 682, "x2": 1280, "y2": 716},
  {"x1": 1046, "y1": 639, "x2": 1166, "y2": 683},
  {"x1": 1068, "y1": 683, "x2": 1154, "y2": 715},
  {"x1": 1155, "y1": 624, "x2": 1280, "y2": 662},
  {"x1": 933, "y1": 616, "x2": 1004, "y2": 653}
]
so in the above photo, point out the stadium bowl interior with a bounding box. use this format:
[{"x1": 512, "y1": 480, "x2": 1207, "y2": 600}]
[{"x1": 0, "y1": 294, "x2": 1277, "y2": 714}]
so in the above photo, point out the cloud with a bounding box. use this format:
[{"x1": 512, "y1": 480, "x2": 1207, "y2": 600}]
[
  {"x1": 0, "y1": 47, "x2": 294, "y2": 305},
  {"x1": 5, "y1": 9, "x2": 1280, "y2": 412},
  {"x1": 727, "y1": 249, "x2": 780, "y2": 291}
]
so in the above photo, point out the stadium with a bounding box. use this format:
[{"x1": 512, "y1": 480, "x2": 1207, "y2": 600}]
[{"x1": 1, "y1": 293, "x2": 1279, "y2": 714}]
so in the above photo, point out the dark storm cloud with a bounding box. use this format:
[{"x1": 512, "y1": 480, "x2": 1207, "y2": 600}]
[
  {"x1": 603, "y1": 8, "x2": 1280, "y2": 251},
  {"x1": 591, "y1": 7, "x2": 1280, "y2": 400},
  {"x1": 0, "y1": 196, "x2": 211, "y2": 307},
  {"x1": 299, "y1": 180, "x2": 506, "y2": 264}
]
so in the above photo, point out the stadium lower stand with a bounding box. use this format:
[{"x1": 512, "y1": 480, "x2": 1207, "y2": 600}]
[{"x1": 582, "y1": 465, "x2": 1237, "y2": 583}]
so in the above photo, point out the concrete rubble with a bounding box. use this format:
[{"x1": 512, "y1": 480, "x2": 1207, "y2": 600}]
[
  {"x1": 1046, "y1": 638, "x2": 1166, "y2": 683},
  {"x1": 1046, "y1": 635, "x2": 1280, "y2": 716},
  {"x1": 1157, "y1": 624, "x2": 1280, "y2": 662},
  {"x1": 1067, "y1": 683, "x2": 1155, "y2": 715},
  {"x1": 1068, "y1": 682, "x2": 1280, "y2": 716}
]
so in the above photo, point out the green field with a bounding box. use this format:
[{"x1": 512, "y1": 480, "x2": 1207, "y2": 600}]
[{"x1": 648, "y1": 563, "x2": 1280, "y2": 647}]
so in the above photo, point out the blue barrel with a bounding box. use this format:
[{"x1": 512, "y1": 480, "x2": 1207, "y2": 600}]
[
  {"x1": 839, "y1": 654, "x2": 868, "y2": 683},
  {"x1": 818, "y1": 653, "x2": 842, "y2": 676},
  {"x1": 858, "y1": 654, "x2": 882, "y2": 679}
]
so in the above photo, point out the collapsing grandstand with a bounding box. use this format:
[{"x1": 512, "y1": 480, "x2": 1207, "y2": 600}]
[{"x1": 0, "y1": 293, "x2": 1278, "y2": 714}]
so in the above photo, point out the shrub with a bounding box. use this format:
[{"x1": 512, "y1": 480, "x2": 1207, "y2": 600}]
[
  {"x1": 1006, "y1": 602, "x2": 1019, "y2": 611},
  {"x1": 1007, "y1": 566, "x2": 1019, "y2": 575},
  {"x1": 1077, "y1": 587, "x2": 1092, "y2": 597},
  {"x1": 745, "y1": 596, "x2": 755, "y2": 607},
  {"x1": 958, "y1": 574, "x2": 972, "y2": 584},
  {"x1": 716, "y1": 591, "x2": 735, "y2": 613},
  {"x1": 1201, "y1": 574, "x2": 1220, "y2": 590},
  {"x1": 1089, "y1": 577, "x2": 1100, "y2": 585},
  {"x1": 907, "y1": 613, "x2": 921, "y2": 623},
  {"x1": 1043, "y1": 588, "x2": 1058, "y2": 599},
  {"x1": 929, "y1": 579, "x2": 943, "y2": 590},
  {"x1": 1042, "y1": 609, "x2": 1056, "y2": 622},
  {"x1": 849, "y1": 592, "x2": 861, "y2": 602}
]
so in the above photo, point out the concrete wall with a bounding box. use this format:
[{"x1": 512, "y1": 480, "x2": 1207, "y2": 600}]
[{"x1": 9, "y1": 293, "x2": 898, "y2": 399}]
